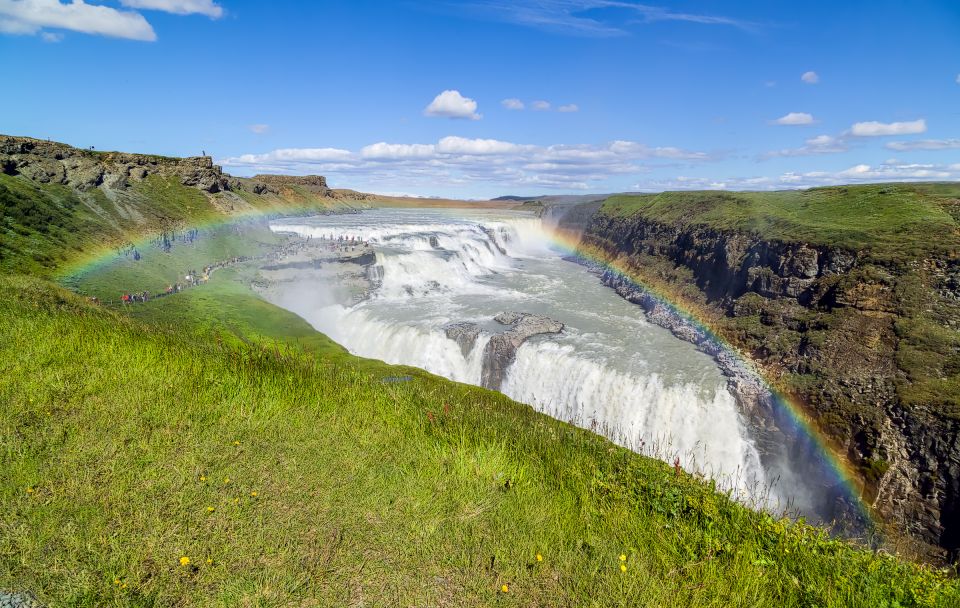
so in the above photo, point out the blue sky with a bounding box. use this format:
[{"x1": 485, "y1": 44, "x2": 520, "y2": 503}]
[{"x1": 1, "y1": 0, "x2": 959, "y2": 198}]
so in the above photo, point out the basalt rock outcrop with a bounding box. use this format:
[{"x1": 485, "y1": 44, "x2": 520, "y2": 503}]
[
  {"x1": 0, "y1": 135, "x2": 304, "y2": 199},
  {"x1": 0, "y1": 135, "x2": 257, "y2": 195},
  {"x1": 481, "y1": 312, "x2": 564, "y2": 390},
  {"x1": 572, "y1": 204, "x2": 960, "y2": 562}
]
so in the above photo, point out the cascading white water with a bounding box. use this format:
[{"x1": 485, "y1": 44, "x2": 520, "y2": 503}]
[{"x1": 268, "y1": 209, "x2": 776, "y2": 504}]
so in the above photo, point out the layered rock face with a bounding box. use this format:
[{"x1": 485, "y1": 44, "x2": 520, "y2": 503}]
[
  {"x1": 0, "y1": 135, "x2": 281, "y2": 196},
  {"x1": 251, "y1": 174, "x2": 329, "y2": 195},
  {"x1": 577, "y1": 210, "x2": 960, "y2": 561}
]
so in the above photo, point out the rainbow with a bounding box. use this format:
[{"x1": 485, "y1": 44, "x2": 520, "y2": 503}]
[
  {"x1": 56, "y1": 204, "x2": 326, "y2": 282},
  {"x1": 539, "y1": 225, "x2": 873, "y2": 526},
  {"x1": 57, "y1": 204, "x2": 874, "y2": 527}
]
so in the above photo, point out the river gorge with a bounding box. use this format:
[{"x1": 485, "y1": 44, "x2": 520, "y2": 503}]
[{"x1": 262, "y1": 208, "x2": 856, "y2": 527}]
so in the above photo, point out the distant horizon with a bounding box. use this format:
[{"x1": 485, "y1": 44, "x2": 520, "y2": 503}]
[{"x1": 7, "y1": 130, "x2": 958, "y2": 202}]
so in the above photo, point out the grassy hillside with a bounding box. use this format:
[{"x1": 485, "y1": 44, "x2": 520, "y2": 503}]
[
  {"x1": 602, "y1": 183, "x2": 960, "y2": 261},
  {"x1": 2, "y1": 275, "x2": 958, "y2": 607},
  {"x1": 0, "y1": 172, "x2": 345, "y2": 278}
]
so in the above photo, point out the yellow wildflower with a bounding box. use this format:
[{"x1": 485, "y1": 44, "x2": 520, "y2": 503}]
[
  {"x1": 233, "y1": 440, "x2": 240, "y2": 446},
  {"x1": 250, "y1": 491, "x2": 258, "y2": 497},
  {"x1": 26, "y1": 487, "x2": 34, "y2": 494},
  {"x1": 501, "y1": 584, "x2": 509, "y2": 593},
  {"x1": 536, "y1": 553, "x2": 543, "y2": 562},
  {"x1": 619, "y1": 554, "x2": 626, "y2": 561},
  {"x1": 233, "y1": 497, "x2": 240, "y2": 505},
  {"x1": 223, "y1": 477, "x2": 230, "y2": 484},
  {"x1": 199, "y1": 475, "x2": 206, "y2": 482},
  {"x1": 179, "y1": 556, "x2": 190, "y2": 566},
  {"x1": 206, "y1": 558, "x2": 213, "y2": 565},
  {"x1": 121, "y1": 584, "x2": 127, "y2": 590},
  {"x1": 206, "y1": 506, "x2": 215, "y2": 513},
  {"x1": 113, "y1": 579, "x2": 120, "y2": 585},
  {"x1": 620, "y1": 564, "x2": 627, "y2": 572}
]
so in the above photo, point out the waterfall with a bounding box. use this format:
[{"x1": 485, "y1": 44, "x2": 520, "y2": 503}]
[{"x1": 267, "y1": 209, "x2": 780, "y2": 506}]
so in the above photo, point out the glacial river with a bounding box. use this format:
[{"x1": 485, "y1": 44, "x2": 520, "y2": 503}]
[{"x1": 267, "y1": 208, "x2": 807, "y2": 512}]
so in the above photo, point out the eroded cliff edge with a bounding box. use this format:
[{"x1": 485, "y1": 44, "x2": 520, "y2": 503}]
[{"x1": 563, "y1": 186, "x2": 960, "y2": 562}]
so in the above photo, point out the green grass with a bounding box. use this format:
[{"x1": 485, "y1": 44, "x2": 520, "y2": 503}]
[
  {"x1": 602, "y1": 184, "x2": 960, "y2": 260},
  {"x1": 0, "y1": 172, "x2": 339, "y2": 279},
  {"x1": 2, "y1": 274, "x2": 958, "y2": 607}
]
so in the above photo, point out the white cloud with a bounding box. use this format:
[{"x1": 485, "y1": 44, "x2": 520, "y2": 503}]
[
  {"x1": 501, "y1": 98, "x2": 524, "y2": 110},
  {"x1": 801, "y1": 71, "x2": 819, "y2": 84},
  {"x1": 886, "y1": 138, "x2": 960, "y2": 151},
  {"x1": 436, "y1": 136, "x2": 523, "y2": 155},
  {"x1": 120, "y1": 0, "x2": 222, "y2": 18},
  {"x1": 220, "y1": 136, "x2": 714, "y2": 193},
  {"x1": 805, "y1": 134, "x2": 836, "y2": 146},
  {"x1": 956, "y1": 73, "x2": 960, "y2": 85},
  {"x1": 636, "y1": 160, "x2": 960, "y2": 192},
  {"x1": 248, "y1": 124, "x2": 270, "y2": 135},
  {"x1": 424, "y1": 90, "x2": 481, "y2": 120},
  {"x1": 850, "y1": 119, "x2": 926, "y2": 137},
  {"x1": 531, "y1": 100, "x2": 551, "y2": 111},
  {"x1": 225, "y1": 147, "x2": 353, "y2": 166},
  {"x1": 0, "y1": 0, "x2": 156, "y2": 40},
  {"x1": 360, "y1": 142, "x2": 436, "y2": 159},
  {"x1": 40, "y1": 30, "x2": 61, "y2": 41},
  {"x1": 772, "y1": 112, "x2": 815, "y2": 126},
  {"x1": 557, "y1": 103, "x2": 579, "y2": 112},
  {"x1": 760, "y1": 133, "x2": 847, "y2": 159}
]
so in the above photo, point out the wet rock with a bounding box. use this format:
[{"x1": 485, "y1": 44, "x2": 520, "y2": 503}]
[
  {"x1": 444, "y1": 322, "x2": 481, "y2": 356},
  {"x1": 481, "y1": 312, "x2": 564, "y2": 390}
]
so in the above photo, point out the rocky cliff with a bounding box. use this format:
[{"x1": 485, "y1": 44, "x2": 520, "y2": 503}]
[
  {"x1": 569, "y1": 189, "x2": 960, "y2": 562},
  {"x1": 0, "y1": 135, "x2": 351, "y2": 276},
  {"x1": 0, "y1": 135, "x2": 274, "y2": 195}
]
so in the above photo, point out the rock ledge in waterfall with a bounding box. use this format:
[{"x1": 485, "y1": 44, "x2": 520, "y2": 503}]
[
  {"x1": 481, "y1": 312, "x2": 564, "y2": 390},
  {"x1": 443, "y1": 322, "x2": 482, "y2": 357}
]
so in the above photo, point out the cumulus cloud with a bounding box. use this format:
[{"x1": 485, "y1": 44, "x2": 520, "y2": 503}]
[
  {"x1": 531, "y1": 100, "x2": 551, "y2": 111},
  {"x1": 219, "y1": 136, "x2": 715, "y2": 192},
  {"x1": 436, "y1": 136, "x2": 524, "y2": 155},
  {"x1": 120, "y1": 0, "x2": 222, "y2": 18},
  {"x1": 0, "y1": 0, "x2": 156, "y2": 40},
  {"x1": 557, "y1": 103, "x2": 579, "y2": 112},
  {"x1": 225, "y1": 147, "x2": 353, "y2": 167},
  {"x1": 636, "y1": 160, "x2": 960, "y2": 192},
  {"x1": 772, "y1": 112, "x2": 815, "y2": 126},
  {"x1": 248, "y1": 124, "x2": 270, "y2": 135},
  {"x1": 760, "y1": 134, "x2": 847, "y2": 159},
  {"x1": 850, "y1": 119, "x2": 926, "y2": 137},
  {"x1": 885, "y1": 138, "x2": 960, "y2": 151},
  {"x1": 360, "y1": 142, "x2": 436, "y2": 159},
  {"x1": 424, "y1": 90, "x2": 481, "y2": 120},
  {"x1": 501, "y1": 98, "x2": 524, "y2": 110},
  {"x1": 801, "y1": 71, "x2": 819, "y2": 84}
]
